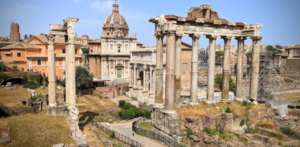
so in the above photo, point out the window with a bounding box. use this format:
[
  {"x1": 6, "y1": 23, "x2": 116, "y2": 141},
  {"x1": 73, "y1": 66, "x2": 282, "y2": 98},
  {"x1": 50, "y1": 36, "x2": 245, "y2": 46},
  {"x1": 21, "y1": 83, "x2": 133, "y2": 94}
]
[
  {"x1": 107, "y1": 33, "x2": 109, "y2": 35},
  {"x1": 63, "y1": 49, "x2": 65, "y2": 54},
  {"x1": 182, "y1": 63, "x2": 188, "y2": 71},
  {"x1": 17, "y1": 53, "x2": 21, "y2": 57},
  {"x1": 75, "y1": 50, "x2": 77, "y2": 54},
  {"x1": 118, "y1": 47, "x2": 121, "y2": 53},
  {"x1": 37, "y1": 59, "x2": 42, "y2": 65}
]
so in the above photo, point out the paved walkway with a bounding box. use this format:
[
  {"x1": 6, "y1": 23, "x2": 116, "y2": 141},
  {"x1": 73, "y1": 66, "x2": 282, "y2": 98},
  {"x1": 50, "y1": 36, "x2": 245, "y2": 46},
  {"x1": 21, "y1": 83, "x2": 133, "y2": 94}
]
[
  {"x1": 110, "y1": 95, "x2": 139, "y2": 107},
  {"x1": 110, "y1": 120, "x2": 166, "y2": 147}
]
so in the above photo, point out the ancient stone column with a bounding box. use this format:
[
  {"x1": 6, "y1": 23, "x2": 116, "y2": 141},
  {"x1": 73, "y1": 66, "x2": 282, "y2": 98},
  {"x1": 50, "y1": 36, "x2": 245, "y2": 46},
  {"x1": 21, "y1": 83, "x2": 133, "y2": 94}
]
[
  {"x1": 154, "y1": 32, "x2": 164, "y2": 108},
  {"x1": 133, "y1": 63, "x2": 137, "y2": 88},
  {"x1": 96, "y1": 56, "x2": 101, "y2": 78},
  {"x1": 165, "y1": 31, "x2": 176, "y2": 112},
  {"x1": 175, "y1": 33, "x2": 184, "y2": 106},
  {"x1": 221, "y1": 36, "x2": 232, "y2": 101},
  {"x1": 206, "y1": 35, "x2": 218, "y2": 103},
  {"x1": 65, "y1": 36, "x2": 70, "y2": 104},
  {"x1": 150, "y1": 66, "x2": 153, "y2": 92},
  {"x1": 65, "y1": 18, "x2": 79, "y2": 106},
  {"x1": 189, "y1": 33, "x2": 201, "y2": 105},
  {"x1": 47, "y1": 34, "x2": 56, "y2": 107},
  {"x1": 143, "y1": 65, "x2": 147, "y2": 90},
  {"x1": 235, "y1": 37, "x2": 247, "y2": 101},
  {"x1": 249, "y1": 36, "x2": 262, "y2": 103}
]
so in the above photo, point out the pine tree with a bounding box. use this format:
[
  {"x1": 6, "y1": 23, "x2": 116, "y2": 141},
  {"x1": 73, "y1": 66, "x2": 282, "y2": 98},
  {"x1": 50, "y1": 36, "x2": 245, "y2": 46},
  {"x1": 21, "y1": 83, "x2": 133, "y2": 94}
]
[{"x1": 24, "y1": 34, "x2": 28, "y2": 39}]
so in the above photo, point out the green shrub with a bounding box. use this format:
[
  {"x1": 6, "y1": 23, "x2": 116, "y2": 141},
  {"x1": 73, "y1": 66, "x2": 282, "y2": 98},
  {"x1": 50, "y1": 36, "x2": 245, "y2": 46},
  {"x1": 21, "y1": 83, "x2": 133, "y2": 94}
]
[
  {"x1": 282, "y1": 126, "x2": 293, "y2": 137},
  {"x1": 23, "y1": 75, "x2": 43, "y2": 89},
  {"x1": 124, "y1": 103, "x2": 132, "y2": 109},
  {"x1": 225, "y1": 106, "x2": 233, "y2": 113},
  {"x1": 118, "y1": 110, "x2": 135, "y2": 120},
  {"x1": 110, "y1": 131, "x2": 115, "y2": 139},
  {"x1": 119, "y1": 100, "x2": 126, "y2": 108},
  {"x1": 278, "y1": 142, "x2": 282, "y2": 146},
  {"x1": 240, "y1": 119, "x2": 245, "y2": 126},
  {"x1": 31, "y1": 96, "x2": 38, "y2": 102},
  {"x1": 202, "y1": 101, "x2": 207, "y2": 105},
  {"x1": 204, "y1": 125, "x2": 229, "y2": 141},
  {"x1": 145, "y1": 110, "x2": 151, "y2": 119},
  {"x1": 187, "y1": 127, "x2": 193, "y2": 138}
]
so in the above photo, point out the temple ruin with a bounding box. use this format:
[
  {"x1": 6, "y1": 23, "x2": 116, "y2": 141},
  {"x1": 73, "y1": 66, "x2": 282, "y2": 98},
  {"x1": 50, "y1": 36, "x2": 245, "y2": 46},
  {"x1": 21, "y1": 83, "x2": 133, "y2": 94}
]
[
  {"x1": 149, "y1": 4, "x2": 263, "y2": 140},
  {"x1": 46, "y1": 18, "x2": 87, "y2": 146}
]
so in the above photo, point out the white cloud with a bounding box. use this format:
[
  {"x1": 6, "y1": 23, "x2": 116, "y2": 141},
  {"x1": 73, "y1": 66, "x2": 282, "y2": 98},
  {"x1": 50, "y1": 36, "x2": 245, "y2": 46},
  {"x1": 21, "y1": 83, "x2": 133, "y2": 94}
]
[{"x1": 90, "y1": 0, "x2": 114, "y2": 12}]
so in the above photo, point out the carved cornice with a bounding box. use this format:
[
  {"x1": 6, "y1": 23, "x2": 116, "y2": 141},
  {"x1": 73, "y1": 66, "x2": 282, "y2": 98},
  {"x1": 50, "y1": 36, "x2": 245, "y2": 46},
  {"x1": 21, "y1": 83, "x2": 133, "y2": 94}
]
[
  {"x1": 154, "y1": 31, "x2": 164, "y2": 38},
  {"x1": 221, "y1": 36, "x2": 233, "y2": 41}
]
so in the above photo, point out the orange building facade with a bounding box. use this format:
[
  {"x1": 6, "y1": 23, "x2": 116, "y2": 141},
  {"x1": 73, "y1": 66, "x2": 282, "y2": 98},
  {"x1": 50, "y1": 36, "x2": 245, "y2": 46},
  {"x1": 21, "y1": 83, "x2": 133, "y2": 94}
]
[{"x1": 0, "y1": 34, "x2": 82, "y2": 80}]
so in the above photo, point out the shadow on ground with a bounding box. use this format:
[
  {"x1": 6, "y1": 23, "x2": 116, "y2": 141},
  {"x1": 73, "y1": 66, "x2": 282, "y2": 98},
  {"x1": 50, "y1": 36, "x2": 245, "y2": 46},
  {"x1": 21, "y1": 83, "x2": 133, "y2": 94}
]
[{"x1": 79, "y1": 111, "x2": 99, "y2": 128}]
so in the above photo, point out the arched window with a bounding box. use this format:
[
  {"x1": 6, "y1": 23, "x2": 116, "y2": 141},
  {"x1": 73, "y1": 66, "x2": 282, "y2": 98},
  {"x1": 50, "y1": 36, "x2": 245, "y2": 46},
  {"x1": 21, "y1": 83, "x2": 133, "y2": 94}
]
[{"x1": 118, "y1": 47, "x2": 121, "y2": 53}]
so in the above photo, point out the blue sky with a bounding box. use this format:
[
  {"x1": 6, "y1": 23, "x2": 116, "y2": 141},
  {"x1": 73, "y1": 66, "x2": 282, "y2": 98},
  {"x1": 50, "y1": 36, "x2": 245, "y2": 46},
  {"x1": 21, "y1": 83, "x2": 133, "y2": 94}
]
[{"x1": 0, "y1": 0, "x2": 299, "y2": 48}]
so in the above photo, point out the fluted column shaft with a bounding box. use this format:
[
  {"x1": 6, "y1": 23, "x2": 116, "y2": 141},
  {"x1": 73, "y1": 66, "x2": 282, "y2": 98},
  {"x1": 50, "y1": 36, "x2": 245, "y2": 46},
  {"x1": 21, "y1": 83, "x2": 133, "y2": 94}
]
[
  {"x1": 65, "y1": 36, "x2": 69, "y2": 103},
  {"x1": 150, "y1": 66, "x2": 153, "y2": 92},
  {"x1": 165, "y1": 31, "x2": 176, "y2": 111},
  {"x1": 235, "y1": 37, "x2": 247, "y2": 101},
  {"x1": 221, "y1": 36, "x2": 232, "y2": 100},
  {"x1": 250, "y1": 36, "x2": 262, "y2": 102},
  {"x1": 189, "y1": 34, "x2": 201, "y2": 105},
  {"x1": 207, "y1": 36, "x2": 217, "y2": 102},
  {"x1": 154, "y1": 33, "x2": 164, "y2": 107},
  {"x1": 143, "y1": 65, "x2": 147, "y2": 90},
  {"x1": 175, "y1": 34, "x2": 183, "y2": 106},
  {"x1": 133, "y1": 64, "x2": 137, "y2": 88},
  {"x1": 47, "y1": 34, "x2": 56, "y2": 107}
]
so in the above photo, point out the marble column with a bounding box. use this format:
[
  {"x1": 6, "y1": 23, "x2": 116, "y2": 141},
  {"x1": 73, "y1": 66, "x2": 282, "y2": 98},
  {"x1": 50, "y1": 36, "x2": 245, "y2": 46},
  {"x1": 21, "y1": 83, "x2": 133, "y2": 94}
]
[
  {"x1": 165, "y1": 31, "x2": 176, "y2": 112},
  {"x1": 189, "y1": 34, "x2": 202, "y2": 105},
  {"x1": 47, "y1": 34, "x2": 56, "y2": 107},
  {"x1": 206, "y1": 35, "x2": 218, "y2": 103},
  {"x1": 133, "y1": 63, "x2": 137, "y2": 88},
  {"x1": 175, "y1": 33, "x2": 183, "y2": 106},
  {"x1": 249, "y1": 36, "x2": 262, "y2": 103},
  {"x1": 154, "y1": 32, "x2": 164, "y2": 108},
  {"x1": 221, "y1": 36, "x2": 232, "y2": 101},
  {"x1": 150, "y1": 66, "x2": 153, "y2": 92},
  {"x1": 235, "y1": 37, "x2": 247, "y2": 101},
  {"x1": 143, "y1": 65, "x2": 147, "y2": 91},
  {"x1": 129, "y1": 64, "x2": 133, "y2": 87},
  {"x1": 66, "y1": 18, "x2": 78, "y2": 106},
  {"x1": 65, "y1": 36, "x2": 69, "y2": 104}
]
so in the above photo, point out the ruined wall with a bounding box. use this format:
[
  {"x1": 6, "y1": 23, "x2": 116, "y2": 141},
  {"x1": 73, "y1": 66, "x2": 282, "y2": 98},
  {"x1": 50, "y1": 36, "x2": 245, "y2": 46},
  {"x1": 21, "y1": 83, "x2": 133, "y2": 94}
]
[{"x1": 284, "y1": 59, "x2": 300, "y2": 80}]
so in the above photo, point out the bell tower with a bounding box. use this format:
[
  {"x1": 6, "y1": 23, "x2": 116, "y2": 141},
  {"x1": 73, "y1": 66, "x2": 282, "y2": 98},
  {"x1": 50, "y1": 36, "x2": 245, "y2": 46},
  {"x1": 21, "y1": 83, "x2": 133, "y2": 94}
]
[{"x1": 10, "y1": 22, "x2": 20, "y2": 42}]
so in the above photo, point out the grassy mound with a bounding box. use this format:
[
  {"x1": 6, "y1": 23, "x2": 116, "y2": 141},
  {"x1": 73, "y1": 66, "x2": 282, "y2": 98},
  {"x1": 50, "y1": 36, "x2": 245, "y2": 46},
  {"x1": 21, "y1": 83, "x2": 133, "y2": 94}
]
[{"x1": 0, "y1": 112, "x2": 74, "y2": 147}]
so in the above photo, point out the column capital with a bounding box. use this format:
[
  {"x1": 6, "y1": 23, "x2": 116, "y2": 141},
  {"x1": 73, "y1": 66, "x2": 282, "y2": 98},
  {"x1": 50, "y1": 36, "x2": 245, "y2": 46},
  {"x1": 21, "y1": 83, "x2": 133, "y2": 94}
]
[
  {"x1": 154, "y1": 31, "x2": 164, "y2": 38},
  {"x1": 46, "y1": 34, "x2": 55, "y2": 45},
  {"x1": 235, "y1": 36, "x2": 247, "y2": 41},
  {"x1": 133, "y1": 63, "x2": 137, "y2": 68},
  {"x1": 189, "y1": 33, "x2": 202, "y2": 39},
  {"x1": 251, "y1": 36, "x2": 263, "y2": 41},
  {"x1": 206, "y1": 35, "x2": 218, "y2": 40},
  {"x1": 176, "y1": 32, "x2": 185, "y2": 38},
  {"x1": 221, "y1": 36, "x2": 233, "y2": 41}
]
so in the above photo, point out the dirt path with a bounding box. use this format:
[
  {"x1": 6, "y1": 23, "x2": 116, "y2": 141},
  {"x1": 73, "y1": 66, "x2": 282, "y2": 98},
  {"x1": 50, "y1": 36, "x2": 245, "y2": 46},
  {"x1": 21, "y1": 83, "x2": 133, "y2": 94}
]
[{"x1": 110, "y1": 120, "x2": 166, "y2": 147}]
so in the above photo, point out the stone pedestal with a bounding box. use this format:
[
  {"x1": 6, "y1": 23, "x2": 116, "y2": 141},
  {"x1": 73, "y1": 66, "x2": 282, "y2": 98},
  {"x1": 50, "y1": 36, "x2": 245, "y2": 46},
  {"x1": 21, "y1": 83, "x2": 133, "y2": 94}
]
[
  {"x1": 47, "y1": 105, "x2": 67, "y2": 116},
  {"x1": 152, "y1": 108, "x2": 181, "y2": 138}
]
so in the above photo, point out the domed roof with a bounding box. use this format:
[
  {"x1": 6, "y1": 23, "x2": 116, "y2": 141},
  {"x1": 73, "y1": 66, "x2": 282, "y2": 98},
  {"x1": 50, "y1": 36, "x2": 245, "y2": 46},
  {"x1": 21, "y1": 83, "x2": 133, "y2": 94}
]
[{"x1": 104, "y1": 1, "x2": 128, "y2": 27}]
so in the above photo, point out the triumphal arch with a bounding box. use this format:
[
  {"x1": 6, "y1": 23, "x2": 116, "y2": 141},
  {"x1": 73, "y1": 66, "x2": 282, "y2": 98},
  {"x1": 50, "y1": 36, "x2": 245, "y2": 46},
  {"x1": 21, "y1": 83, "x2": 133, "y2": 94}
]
[{"x1": 150, "y1": 4, "x2": 262, "y2": 140}]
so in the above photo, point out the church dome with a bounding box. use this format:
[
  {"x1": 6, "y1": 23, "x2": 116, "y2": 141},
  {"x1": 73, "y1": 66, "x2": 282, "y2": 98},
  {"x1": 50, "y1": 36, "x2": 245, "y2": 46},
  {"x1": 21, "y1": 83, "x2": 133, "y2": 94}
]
[{"x1": 103, "y1": 0, "x2": 129, "y2": 37}]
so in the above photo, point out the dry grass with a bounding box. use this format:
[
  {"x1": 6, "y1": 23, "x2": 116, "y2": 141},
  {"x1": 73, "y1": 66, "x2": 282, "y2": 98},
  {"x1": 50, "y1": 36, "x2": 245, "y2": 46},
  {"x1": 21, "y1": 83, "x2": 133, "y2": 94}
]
[
  {"x1": 0, "y1": 111, "x2": 75, "y2": 147},
  {"x1": 256, "y1": 121, "x2": 276, "y2": 130},
  {"x1": 0, "y1": 85, "x2": 30, "y2": 106},
  {"x1": 175, "y1": 101, "x2": 265, "y2": 122},
  {"x1": 35, "y1": 86, "x2": 63, "y2": 95},
  {"x1": 136, "y1": 122, "x2": 153, "y2": 131}
]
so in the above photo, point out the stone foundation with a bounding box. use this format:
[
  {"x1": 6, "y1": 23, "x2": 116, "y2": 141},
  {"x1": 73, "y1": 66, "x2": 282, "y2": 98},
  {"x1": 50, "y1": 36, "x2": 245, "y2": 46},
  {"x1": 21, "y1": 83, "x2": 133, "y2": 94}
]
[
  {"x1": 47, "y1": 105, "x2": 67, "y2": 116},
  {"x1": 152, "y1": 108, "x2": 181, "y2": 139}
]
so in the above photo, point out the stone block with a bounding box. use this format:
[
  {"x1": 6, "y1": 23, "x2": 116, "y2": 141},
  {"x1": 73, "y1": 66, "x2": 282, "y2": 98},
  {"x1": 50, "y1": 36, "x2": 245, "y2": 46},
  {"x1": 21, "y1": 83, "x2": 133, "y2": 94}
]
[
  {"x1": 0, "y1": 136, "x2": 11, "y2": 145},
  {"x1": 108, "y1": 119, "x2": 113, "y2": 123},
  {"x1": 282, "y1": 140, "x2": 300, "y2": 147},
  {"x1": 241, "y1": 134, "x2": 253, "y2": 143},
  {"x1": 251, "y1": 140, "x2": 265, "y2": 147},
  {"x1": 77, "y1": 135, "x2": 87, "y2": 147},
  {"x1": 53, "y1": 143, "x2": 65, "y2": 147},
  {"x1": 253, "y1": 134, "x2": 278, "y2": 145}
]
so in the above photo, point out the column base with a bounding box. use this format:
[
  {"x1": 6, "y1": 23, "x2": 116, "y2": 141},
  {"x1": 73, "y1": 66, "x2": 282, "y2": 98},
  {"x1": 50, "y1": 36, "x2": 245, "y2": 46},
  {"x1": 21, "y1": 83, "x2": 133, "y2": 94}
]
[
  {"x1": 235, "y1": 97, "x2": 243, "y2": 102},
  {"x1": 48, "y1": 102, "x2": 57, "y2": 107},
  {"x1": 220, "y1": 99, "x2": 229, "y2": 103},
  {"x1": 252, "y1": 101, "x2": 258, "y2": 105},
  {"x1": 153, "y1": 103, "x2": 164, "y2": 109},
  {"x1": 206, "y1": 101, "x2": 215, "y2": 104},
  {"x1": 47, "y1": 105, "x2": 67, "y2": 116},
  {"x1": 175, "y1": 103, "x2": 182, "y2": 107},
  {"x1": 164, "y1": 110, "x2": 176, "y2": 114},
  {"x1": 189, "y1": 102, "x2": 199, "y2": 106}
]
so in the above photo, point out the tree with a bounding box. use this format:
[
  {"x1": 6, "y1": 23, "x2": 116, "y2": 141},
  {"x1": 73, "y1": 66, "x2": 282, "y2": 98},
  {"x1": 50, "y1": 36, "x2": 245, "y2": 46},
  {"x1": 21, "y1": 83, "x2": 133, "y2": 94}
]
[
  {"x1": 215, "y1": 51, "x2": 224, "y2": 64},
  {"x1": 29, "y1": 34, "x2": 32, "y2": 38},
  {"x1": 81, "y1": 48, "x2": 89, "y2": 64},
  {"x1": 246, "y1": 52, "x2": 253, "y2": 65},
  {"x1": 214, "y1": 73, "x2": 236, "y2": 94},
  {"x1": 266, "y1": 45, "x2": 275, "y2": 51},
  {"x1": 24, "y1": 34, "x2": 28, "y2": 40},
  {"x1": 75, "y1": 66, "x2": 93, "y2": 89}
]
